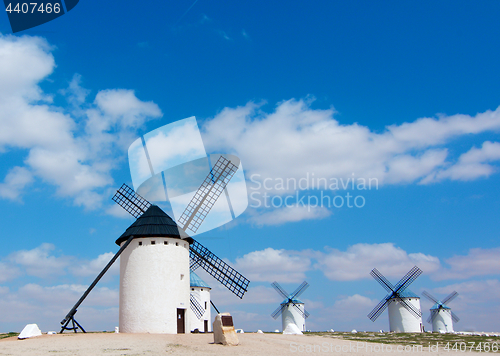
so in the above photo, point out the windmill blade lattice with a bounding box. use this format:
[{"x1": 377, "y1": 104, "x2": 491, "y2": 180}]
[
  {"x1": 112, "y1": 183, "x2": 151, "y2": 218},
  {"x1": 427, "y1": 309, "x2": 438, "y2": 323},
  {"x1": 422, "y1": 290, "x2": 459, "y2": 324},
  {"x1": 368, "y1": 295, "x2": 391, "y2": 321},
  {"x1": 396, "y1": 296, "x2": 422, "y2": 319},
  {"x1": 370, "y1": 268, "x2": 395, "y2": 293},
  {"x1": 368, "y1": 266, "x2": 422, "y2": 322},
  {"x1": 190, "y1": 295, "x2": 205, "y2": 320},
  {"x1": 442, "y1": 291, "x2": 459, "y2": 305},
  {"x1": 394, "y1": 266, "x2": 422, "y2": 294},
  {"x1": 270, "y1": 281, "x2": 310, "y2": 320},
  {"x1": 290, "y1": 281, "x2": 309, "y2": 299},
  {"x1": 113, "y1": 183, "x2": 249, "y2": 299},
  {"x1": 271, "y1": 303, "x2": 287, "y2": 320},
  {"x1": 177, "y1": 156, "x2": 238, "y2": 234},
  {"x1": 422, "y1": 290, "x2": 439, "y2": 304},
  {"x1": 271, "y1": 282, "x2": 289, "y2": 299},
  {"x1": 293, "y1": 303, "x2": 310, "y2": 318},
  {"x1": 190, "y1": 239, "x2": 249, "y2": 299}
]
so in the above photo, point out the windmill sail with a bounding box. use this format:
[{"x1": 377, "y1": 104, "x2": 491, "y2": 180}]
[
  {"x1": 270, "y1": 281, "x2": 310, "y2": 319},
  {"x1": 422, "y1": 290, "x2": 460, "y2": 324},
  {"x1": 61, "y1": 179, "x2": 250, "y2": 333},
  {"x1": 113, "y1": 183, "x2": 249, "y2": 299},
  {"x1": 177, "y1": 156, "x2": 238, "y2": 234},
  {"x1": 190, "y1": 294, "x2": 205, "y2": 320},
  {"x1": 368, "y1": 266, "x2": 423, "y2": 322}
]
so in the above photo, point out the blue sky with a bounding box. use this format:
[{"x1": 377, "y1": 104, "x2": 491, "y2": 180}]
[{"x1": 1, "y1": 0, "x2": 500, "y2": 333}]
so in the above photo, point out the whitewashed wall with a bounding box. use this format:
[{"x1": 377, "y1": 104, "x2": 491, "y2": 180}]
[{"x1": 119, "y1": 237, "x2": 190, "y2": 334}]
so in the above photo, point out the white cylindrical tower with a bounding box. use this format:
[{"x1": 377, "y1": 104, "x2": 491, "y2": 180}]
[
  {"x1": 282, "y1": 299, "x2": 306, "y2": 332},
  {"x1": 388, "y1": 296, "x2": 423, "y2": 333},
  {"x1": 189, "y1": 272, "x2": 211, "y2": 333},
  {"x1": 431, "y1": 307, "x2": 454, "y2": 333},
  {"x1": 116, "y1": 205, "x2": 191, "y2": 334}
]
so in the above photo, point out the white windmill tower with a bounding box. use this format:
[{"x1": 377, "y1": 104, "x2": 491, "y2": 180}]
[
  {"x1": 59, "y1": 156, "x2": 250, "y2": 334},
  {"x1": 368, "y1": 266, "x2": 424, "y2": 333},
  {"x1": 115, "y1": 205, "x2": 191, "y2": 333},
  {"x1": 189, "y1": 271, "x2": 212, "y2": 333},
  {"x1": 422, "y1": 291, "x2": 459, "y2": 333},
  {"x1": 271, "y1": 281, "x2": 310, "y2": 334}
]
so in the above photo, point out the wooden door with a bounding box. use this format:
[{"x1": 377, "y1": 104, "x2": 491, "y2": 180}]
[
  {"x1": 204, "y1": 320, "x2": 208, "y2": 333},
  {"x1": 177, "y1": 309, "x2": 185, "y2": 334}
]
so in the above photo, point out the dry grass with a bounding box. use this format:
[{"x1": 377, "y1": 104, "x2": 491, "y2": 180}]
[
  {"x1": 0, "y1": 332, "x2": 19, "y2": 340},
  {"x1": 306, "y1": 331, "x2": 500, "y2": 352}
]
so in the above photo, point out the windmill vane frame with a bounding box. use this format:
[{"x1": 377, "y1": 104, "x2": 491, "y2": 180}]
[
  {"x1": 178, "y1": 156, "x2": 238, "y2": 234},
  {"x1": 368, "y1": 266, "x2": 423, "y2": 322},
  {"x1": 422, "y1": 290, "x2": 460, "y2": 324},
  {"x1": 60, "y1": 156, "x2": 249, "y2": 333},
  {"x1": 190, "y1": 294, "x2": 205, "y2": 320},
  {"x1": 271, "y1": 281, "x2": 310, "y2": 320}
]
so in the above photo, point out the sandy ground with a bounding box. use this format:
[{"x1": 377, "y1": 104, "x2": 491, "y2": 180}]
[{"x1": 0, "y1": 332, "x2": 477, "y2": 355}]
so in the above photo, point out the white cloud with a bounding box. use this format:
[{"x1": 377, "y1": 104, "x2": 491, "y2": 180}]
[
  {"x1": 209, "y1": 284, "x2": 280, "y2": 306},
  {"x1": 0, "y1": 35, "x2": 54, "y2": 100},
  {"x1": 248, "y1": 205, "x2": 331, "y2": 226},
  {"x1": 0, "y1": 35, "x2": 162, "y2": 209},
  {"x1": 0, "y1": 283, "x2": 118, "y2": 332},
  {"x1": 8, "y1": 243, "x2": 70, "y2": 278},
  {"x1": 387, "y1": 111, "x2": 500, "y2": 148},
  {"x1": 69, "y1": 252, "x2": 119, "y2": 278},
  {"x1": 0, "y1": 166, "x2": 34, "y2": 201},
  {"x1": 385, "y1": 150, "x2": 448, "y2": 184},
  {"x1": 428, "y1": 141, "x2": 500, "y2": 182},
  {"x1": 314, "y1": 243, "x2": 441, "y2": 281},
  {"x1": 307, "y1": 294, "x2": 381, "y2": 331},
  {"x1": 2, "y1": 243, "x2": 122, "y2": 281},
  {"x1": 234, "y1": 247, "x2": 311, "y2": 283},
  {"x1": 59, "y1": 73, "x2": 90, "y2": 107},
  {"x1": 92, "y1": 89, "x2": 161, "y2": 130},
  {"x1": 0, "y1": 262, "x2": 20, "y2": 283},
  {"x1": 423, "y1": 279, "x2": 500, "y2": 331},
  {"x1": 334, "y1": 294, "x2": 376, "y2": 315},
  {"x1": 201, "y1": 100, "x2": 500, "y2": 224},
  {"x1": 106, "y1": 203, "x2": 136, "y2": 219},
  {"x1": 229, "y1": 243, "x2": 441, "y2": 285},
  {"x1": 432, "y1": 279, "x2": 500, "y2": 305},
  {"x1": 434, "y1": 247, "x2": 500, "y2": 281}
]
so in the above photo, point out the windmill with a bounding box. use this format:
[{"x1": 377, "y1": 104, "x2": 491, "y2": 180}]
[
  {"x1": 271, "y1": 281, "x2": 310, "y2": 334},
  {"x1": 190, "y1": 271, "x2": 212, "y2": 333},
  {"x1": 422, "y1": 290, "x2": 459, "y2": 333},
  {"x1": 60, "y1": 156, "x2": 249, "y2": 334},
  {"x1": 368, "y1": 266, "x2": 424, "y2": 333}
]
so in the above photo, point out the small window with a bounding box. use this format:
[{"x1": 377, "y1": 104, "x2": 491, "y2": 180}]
[
  {"x1": 176, "y1": 242, "x2": 179, "y2": 246},
  {"x1": 151, "y1": 241, "x2": 156, "y2": 245},
  {"x1": 205, "y1": 302, "x2": 207, "y2": 309},
  {"x1": 164, "y1": 241, "x2": 168, "y2": 245},
  {"x1": 201, "y1": 289, "x2": 203, "y2": 291},
  {"x1": 191, "y1": 288, "x2": 194, "y2": 291},
  {"x1": 138, "y1": 241, "x2": 142, "y2": 246}
]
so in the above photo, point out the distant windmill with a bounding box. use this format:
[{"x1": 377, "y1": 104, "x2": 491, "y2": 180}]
[
  {"x1": 189, "y1": 271, "x2": 212, "y2": 333},
  {"x1": 368, "y1": 266, "x2": 424, "y2": 333},
  {"x1": 422, "y1": 290, "x2": 459, "y2": 333},
  {"x1": 271, "y1": 281, "x2": 310, "y2": 334},
  {"x1": 60, "y1": 156, "x2": 250, "y2": 334}
]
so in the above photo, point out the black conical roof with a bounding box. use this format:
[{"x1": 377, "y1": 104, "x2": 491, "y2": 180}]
[{"x1": 115, "y1": 205, "x2": 191, "y2": 245}]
